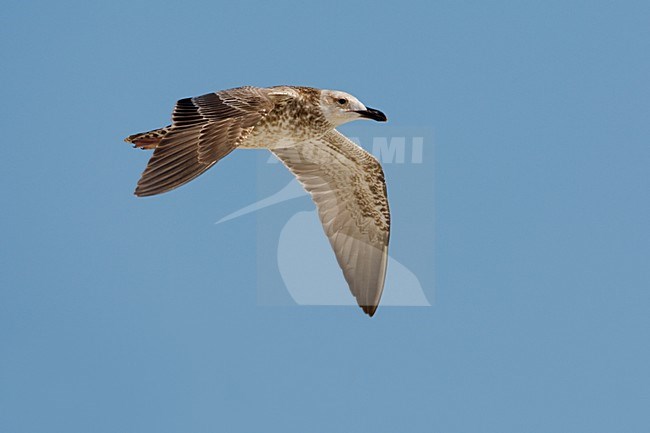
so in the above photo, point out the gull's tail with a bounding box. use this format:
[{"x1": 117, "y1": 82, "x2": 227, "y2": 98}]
[{"x1": 124, "y1": 125, "x2": 172, "y2": 150}]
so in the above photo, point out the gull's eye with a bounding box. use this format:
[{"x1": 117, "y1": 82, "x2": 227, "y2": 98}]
[{"x1": 337, "y1": 98, "x2": 348, "y2": 105}]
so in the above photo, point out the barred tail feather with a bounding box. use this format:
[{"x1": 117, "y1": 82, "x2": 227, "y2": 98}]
[{"x1": 124, "y1": 125, "x2": 171, "y2": 150}]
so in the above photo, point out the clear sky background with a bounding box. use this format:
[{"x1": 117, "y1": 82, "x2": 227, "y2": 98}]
[{"x1": 1, "y1": 1, "x2": 649, "y2": 432}]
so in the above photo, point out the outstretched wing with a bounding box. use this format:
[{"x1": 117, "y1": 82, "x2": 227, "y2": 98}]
[
  {"x1": 272, "y1": 130, "x2": 391, "y2": 316},
  {"x1": 134, "y1": 86, "x2": 275, "y2": 197}
]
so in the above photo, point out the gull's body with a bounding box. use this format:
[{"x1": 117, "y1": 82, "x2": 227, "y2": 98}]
[{"x1": 126, "y1": 85, "x2": 390, "y2": 316}]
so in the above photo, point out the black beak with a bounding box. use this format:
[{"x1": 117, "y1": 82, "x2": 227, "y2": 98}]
[{"x1": 355, "y1": 107, "x2": 387, "y2": 122}]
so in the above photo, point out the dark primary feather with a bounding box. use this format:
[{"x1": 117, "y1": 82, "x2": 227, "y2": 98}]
[{"x1": 133, "y1": 87, "x2": 275, "y2": 197}]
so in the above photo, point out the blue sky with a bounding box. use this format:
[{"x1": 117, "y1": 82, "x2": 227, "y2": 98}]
[{"x1": 1, "y1": 1, "x2": 649, "y2": 432}]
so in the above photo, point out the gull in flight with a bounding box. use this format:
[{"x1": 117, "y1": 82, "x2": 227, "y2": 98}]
[{"x1": 125, "y1": 86, "x2": 390, "y2": 316}]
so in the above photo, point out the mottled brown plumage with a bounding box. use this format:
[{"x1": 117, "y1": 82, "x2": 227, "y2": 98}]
[{"x1": 125, "y1": 85, "x2": 390, "y2": 316}]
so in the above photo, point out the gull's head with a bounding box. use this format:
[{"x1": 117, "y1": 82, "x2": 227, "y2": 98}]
[{"x1": 319, "y1": 90, "x2": 387, "y2": 127}]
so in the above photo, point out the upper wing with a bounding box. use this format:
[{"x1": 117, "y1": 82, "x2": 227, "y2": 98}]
[
  {"x1": 272, "y1": 130, "x2": 391, "y2": 316},
  {"x1": 135, "y1": 86, "x2": 275, "y2": 197}
]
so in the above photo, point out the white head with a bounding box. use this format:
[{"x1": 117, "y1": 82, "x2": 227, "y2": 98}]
[{"x1": 319, "y1": 89, "x2": 387, "y2": 127}]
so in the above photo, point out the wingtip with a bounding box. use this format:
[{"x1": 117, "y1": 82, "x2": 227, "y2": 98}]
[
  {"x1": 133, "y1": 186, "x2": 147, "y2": 197},
  {"x1": 133, "y1": 188, "x2": 149, "y2": 198},
  {"x1": 362, "y1": 305, "x2": 378, "y2": 317}
]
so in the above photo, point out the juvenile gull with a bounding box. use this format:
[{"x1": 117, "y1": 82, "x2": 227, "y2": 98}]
[{"x1": 125, "y1": 86, "x2": 390, "y2": 316}]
